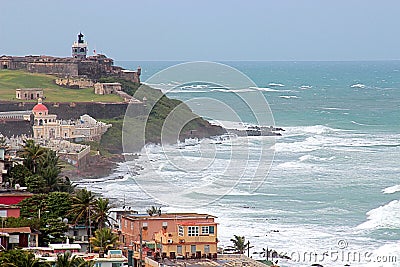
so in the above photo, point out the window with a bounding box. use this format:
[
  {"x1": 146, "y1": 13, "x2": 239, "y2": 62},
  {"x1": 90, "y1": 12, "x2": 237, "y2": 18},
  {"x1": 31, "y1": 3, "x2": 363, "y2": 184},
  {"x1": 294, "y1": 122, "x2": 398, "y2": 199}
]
[
  {"x1": 178, "y1": 225, "x2": 184, "y2": 236},
  {"x1": 112, "y1": 263, "x2": 122, "y2": 267},
  {"x1": 95, "y1": 263, "x2": 102, "y2": 267},
  {"x1": 130, "y1": 222, "x2": 133, "y2": 230},
  {"x1": 191, "y1": 245, "x2": 196, "y2": 253},
  {"x1": 124, "y1": 220, "x2": 127, "y2": 228},
  {"x1": 201, "y1": 226, "x2": 209, "y2": 235},
  {"x1": 209, "y1": 226, "x2": 215, "y2": 234},
  {"x1": 204, "y1": 245, "x2": 210, "y2": 254},
  {"x1": 177, "y1": 245, "x2": 182, "y2": 254},
  {"x1": 188, "y1": 226, "x2": 199, "y2": 236}
]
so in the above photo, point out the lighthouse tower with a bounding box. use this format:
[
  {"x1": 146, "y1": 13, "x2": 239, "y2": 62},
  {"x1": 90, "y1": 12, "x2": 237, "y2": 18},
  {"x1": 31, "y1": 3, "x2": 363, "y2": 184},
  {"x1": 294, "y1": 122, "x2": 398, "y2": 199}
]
[{"x1": 71, "y1": 32, "x2": 88, "y2": 59}]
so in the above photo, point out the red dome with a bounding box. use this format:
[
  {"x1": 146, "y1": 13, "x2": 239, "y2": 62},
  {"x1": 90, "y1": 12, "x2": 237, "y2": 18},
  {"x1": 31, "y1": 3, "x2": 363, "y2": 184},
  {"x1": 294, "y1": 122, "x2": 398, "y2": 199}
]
[{"x1": 32, "y1": 103, "x2": 48, "y2": 112}]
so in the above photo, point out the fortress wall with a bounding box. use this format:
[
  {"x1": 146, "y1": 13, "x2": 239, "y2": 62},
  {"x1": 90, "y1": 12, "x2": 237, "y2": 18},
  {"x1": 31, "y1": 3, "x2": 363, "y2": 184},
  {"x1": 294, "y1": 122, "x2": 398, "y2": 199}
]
[
  {"x1": 78, "y1": 61, "x2": 106, "y2": 79},
  {"x1": 0, "y1": 120, "x2": 32, "y2": 137},
  {"x1": 0, "y1": 101, "x2": 144, "y2": 120},
  {"x1": 27, "y1": 62, "x2": 79, "y2": 76}
]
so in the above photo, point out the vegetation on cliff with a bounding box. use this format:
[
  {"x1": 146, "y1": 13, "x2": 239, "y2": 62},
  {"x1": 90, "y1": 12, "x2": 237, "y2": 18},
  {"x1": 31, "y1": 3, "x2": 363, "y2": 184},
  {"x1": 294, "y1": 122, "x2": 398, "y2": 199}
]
[{"x1": 97, "y1": 77, "x2": 225, "y2": 154}]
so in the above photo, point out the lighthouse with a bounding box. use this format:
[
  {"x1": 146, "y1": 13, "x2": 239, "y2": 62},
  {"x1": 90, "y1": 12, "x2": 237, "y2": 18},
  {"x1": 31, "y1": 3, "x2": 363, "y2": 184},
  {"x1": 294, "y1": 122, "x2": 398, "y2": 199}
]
[{"x1": 71, "y1": 32, "x2": 88, "y2": 59}]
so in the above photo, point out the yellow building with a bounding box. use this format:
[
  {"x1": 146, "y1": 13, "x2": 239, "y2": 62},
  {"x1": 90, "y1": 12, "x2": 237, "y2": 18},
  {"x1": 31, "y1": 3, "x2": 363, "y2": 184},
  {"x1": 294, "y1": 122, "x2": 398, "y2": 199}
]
[
  {"x1": 32, "y1": 99, "x2": 111, "y2": 141},
  {"x1": 154, "y1": 221, "x2": 218, "y2": 259}
]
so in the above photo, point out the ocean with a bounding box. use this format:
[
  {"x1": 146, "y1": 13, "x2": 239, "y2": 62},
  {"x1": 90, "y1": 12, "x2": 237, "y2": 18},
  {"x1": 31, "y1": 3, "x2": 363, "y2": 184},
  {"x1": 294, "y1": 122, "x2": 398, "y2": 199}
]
[{"x1": 78, "y1": 61, "x2": 400, "y2": 267}]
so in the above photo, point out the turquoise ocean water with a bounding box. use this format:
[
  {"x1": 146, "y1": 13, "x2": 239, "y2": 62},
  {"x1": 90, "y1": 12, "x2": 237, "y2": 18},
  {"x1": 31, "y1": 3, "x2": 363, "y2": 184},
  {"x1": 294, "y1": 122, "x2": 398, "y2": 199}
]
[{"x1": 79, "y1": 61, "x2": 400, "y2": 266}]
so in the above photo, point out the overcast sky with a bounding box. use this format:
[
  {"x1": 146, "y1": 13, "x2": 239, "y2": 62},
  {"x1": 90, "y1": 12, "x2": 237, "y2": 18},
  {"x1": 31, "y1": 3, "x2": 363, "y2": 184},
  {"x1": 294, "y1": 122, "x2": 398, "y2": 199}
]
[{"x1": 1, "y1": 0, "x2": 399, "y2": 61}]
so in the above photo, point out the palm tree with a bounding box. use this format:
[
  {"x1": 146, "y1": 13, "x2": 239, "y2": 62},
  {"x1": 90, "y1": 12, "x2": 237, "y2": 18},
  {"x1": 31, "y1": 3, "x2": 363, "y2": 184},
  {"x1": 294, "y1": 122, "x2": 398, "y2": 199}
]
[
  {"x1": 54, "y1": 252, "x2": 89, "y2": 267},
  {"x1": 90, "y1": 228, "x2": 119, "y2": 255},
  {"x1": 69, "y1": 189, "x2": 96, "y2": 243},
  {"x1": 0, "y1": 250, "x2": 48, "y2": 267},
  {"x1": 38, "y1": 149, "x2": 63, "y2": 192},
  {"x1": 92, "y1": 197, "x2": 114, "y2": 229},
  {"x1": 230, "y1": 235, "x2": 249, "y2": 254},
  {"x1": 146, "y1": 206, "x2": 161, "y2": 216},
  {"x1": 18, "y1": 139, "x2": 46, "y2": 174},
  {"x1": 70, "y1": 189, "x2": 96, "y2": 225}
]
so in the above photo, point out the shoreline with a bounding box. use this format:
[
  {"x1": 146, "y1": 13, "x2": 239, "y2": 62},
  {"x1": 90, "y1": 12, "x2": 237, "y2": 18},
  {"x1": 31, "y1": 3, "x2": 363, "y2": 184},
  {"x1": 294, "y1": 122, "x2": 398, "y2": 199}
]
[{"x1": 62, "y1": 154, "x2": 124, "y2": 181}]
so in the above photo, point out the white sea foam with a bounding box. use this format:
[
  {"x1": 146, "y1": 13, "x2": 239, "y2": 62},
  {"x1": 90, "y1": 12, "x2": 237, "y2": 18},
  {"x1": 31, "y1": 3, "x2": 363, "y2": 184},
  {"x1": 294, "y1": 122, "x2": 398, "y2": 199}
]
[
  {"x1": 268, "y1": 82, "x2": 285, "y2": 87},
  {"x1": 382, "y1": 184, "x2": 400, "y2": 194},
  {"x1": 279, "y1": 95, "x2": 299, "y2": 99},
  {"x1": 210, "y1": 88, "x2": 255, "y2": 93},
  {"x1": 350, "y1": 83, "x2": 366, "y2": 88},
  {"x1": 284, "y1": 125, "x2": 340, "y2": 135},
  {"x1": 299, "y1": 155, "x2": 336, "y2": 162},
  {"x1": 322, "y1": 107, "x2": 350, "y2": 111},
  {"x1": 357, "y1": 200, "x2": 400, "y2": 230},
  {"x1": 299, "y1": 85, "x2": 312, "y2": 89},
  {"x1": 249, "y1": 86, "x2": 293, "y2": 92}
]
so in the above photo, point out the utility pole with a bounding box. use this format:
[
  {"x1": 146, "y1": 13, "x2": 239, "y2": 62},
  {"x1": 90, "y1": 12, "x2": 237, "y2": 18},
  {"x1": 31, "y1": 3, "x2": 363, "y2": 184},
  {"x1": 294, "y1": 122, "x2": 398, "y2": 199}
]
[
  {"x1": 88, "y1": 208, "x2": 92, "y2": 253},
  {"x1": 139, "y1": 221, "x2": 143, "y2": 267},
  {"x1": 247, "y1": 241, "x2": 250, "y2": 257}
]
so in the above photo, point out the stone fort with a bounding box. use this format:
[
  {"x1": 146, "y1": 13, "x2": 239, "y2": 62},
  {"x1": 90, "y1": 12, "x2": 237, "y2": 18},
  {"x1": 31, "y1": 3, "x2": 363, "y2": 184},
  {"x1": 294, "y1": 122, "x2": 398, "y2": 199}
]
[{"x1": 0, "y1": 33, "x2": 141, "y2": 83}]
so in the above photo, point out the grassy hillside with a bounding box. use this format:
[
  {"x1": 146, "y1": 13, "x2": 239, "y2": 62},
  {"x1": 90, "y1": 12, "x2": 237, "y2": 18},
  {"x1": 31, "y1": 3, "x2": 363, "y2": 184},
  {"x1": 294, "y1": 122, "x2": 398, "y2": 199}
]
[
  {"x1": 97, "y1": 77, "x2": 225, "y2": 153},
  {"x1": 0, "y1": 70, "x2": 122, "y2": 102}
]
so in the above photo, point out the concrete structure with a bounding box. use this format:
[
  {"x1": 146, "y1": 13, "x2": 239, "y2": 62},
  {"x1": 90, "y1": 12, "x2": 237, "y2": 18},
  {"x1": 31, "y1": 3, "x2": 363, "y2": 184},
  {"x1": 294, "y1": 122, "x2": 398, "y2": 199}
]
[
  {"x1": 55, "y1": 77, "x2": 95, "y2": 89},
  {"x1": 120, "y1": 213, "x2": 218, "y2": 262},
  {"x1": 109, "y1": 207, "x2": 138, "y2": 230},
  {"x1": 91, "y1": 250, "x2": 127, "y2": 267},
  {"x1": 32, "y1": 99, "x2": 111, "y2": 141},
  {"x1": 154, "y1": 220, "x2": 218, "y2": 259},
  {"x1": 49, "y1": 238, "x2": 81, "y2": 253},
  {"x1": 0, "y1": 110, "x2": 31, "y2": 121},
  {"x1": 0, "y1": 227, "x2": 31, "y2": 250},
  {"x1": 72, "y1": 33, "x2": 88, "y2": 59},
  {"x1": 0, "y1": 33, "x2": 141, "y2": 82},
  {"x1": 94, "y1": 82, "x2": 122, "y2": 95},
  {"x1": 16, "y1": 88, "x2": 44, "y2": 100}
]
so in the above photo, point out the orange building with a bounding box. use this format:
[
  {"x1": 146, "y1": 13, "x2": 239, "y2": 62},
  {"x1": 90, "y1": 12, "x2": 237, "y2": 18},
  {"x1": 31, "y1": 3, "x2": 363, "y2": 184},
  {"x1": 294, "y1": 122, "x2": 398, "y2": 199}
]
[{"x1": 120, "y1": 213, "x2": 218, "y2": 260}]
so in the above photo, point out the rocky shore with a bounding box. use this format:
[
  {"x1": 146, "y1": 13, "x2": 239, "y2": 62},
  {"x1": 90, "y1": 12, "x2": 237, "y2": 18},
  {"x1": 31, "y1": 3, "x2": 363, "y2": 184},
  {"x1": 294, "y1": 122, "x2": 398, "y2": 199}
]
[{"x1": 61, "y1": 154, "x2": 124, "y2": 181}]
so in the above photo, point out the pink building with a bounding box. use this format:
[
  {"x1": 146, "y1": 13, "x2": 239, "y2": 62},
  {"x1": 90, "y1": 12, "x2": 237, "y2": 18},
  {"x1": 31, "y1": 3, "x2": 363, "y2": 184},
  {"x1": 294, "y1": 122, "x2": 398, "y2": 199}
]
[{"x1": 0, "y1": 204, "x2": 20, "y2": 218}]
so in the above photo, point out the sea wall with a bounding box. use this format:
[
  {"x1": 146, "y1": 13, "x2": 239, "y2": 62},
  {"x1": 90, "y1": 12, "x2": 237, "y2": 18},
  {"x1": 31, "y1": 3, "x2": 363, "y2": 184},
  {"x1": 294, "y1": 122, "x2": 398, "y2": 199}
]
[{"x1": 0, "y1": 101, "x2": 144, "y2": 120}]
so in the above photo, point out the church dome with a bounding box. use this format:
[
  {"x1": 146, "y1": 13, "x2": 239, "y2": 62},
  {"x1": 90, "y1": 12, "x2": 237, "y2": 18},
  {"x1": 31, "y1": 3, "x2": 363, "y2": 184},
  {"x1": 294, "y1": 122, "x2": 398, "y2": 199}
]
[
  {"x1": 32, "y1": 98, "x2": 48, "y2": 115},
  {"x1": 32, "y1": 103, "x2": 48, "y2": 112}
]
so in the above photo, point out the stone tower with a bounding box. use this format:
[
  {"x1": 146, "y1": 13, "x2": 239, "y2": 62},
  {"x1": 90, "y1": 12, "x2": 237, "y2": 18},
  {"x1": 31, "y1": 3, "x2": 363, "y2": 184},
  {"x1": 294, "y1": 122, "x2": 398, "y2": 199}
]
[{"x1": 72, "y1": 32, "x2": 88, "y2": 59}]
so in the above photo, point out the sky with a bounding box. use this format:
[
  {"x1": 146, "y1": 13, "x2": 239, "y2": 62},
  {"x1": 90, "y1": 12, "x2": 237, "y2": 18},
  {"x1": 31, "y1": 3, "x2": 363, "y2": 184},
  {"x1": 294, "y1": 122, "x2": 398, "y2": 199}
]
[{"x1": 1, "y1": 0, "x2": 399, "y2": 61}]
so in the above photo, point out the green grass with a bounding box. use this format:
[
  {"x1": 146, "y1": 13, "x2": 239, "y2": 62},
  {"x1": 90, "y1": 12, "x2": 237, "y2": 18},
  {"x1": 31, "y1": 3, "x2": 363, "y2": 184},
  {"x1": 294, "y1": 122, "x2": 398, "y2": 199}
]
[{"x1": 0, "y1": 70, "x2": 122, "y2": 102}]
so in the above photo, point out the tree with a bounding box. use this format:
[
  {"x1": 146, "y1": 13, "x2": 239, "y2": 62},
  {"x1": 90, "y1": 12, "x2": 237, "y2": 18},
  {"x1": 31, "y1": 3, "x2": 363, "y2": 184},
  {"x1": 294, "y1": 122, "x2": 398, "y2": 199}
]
[
  {"x1": 38, "y1": 149, "x2": 63, "y2": 192},
  {"x1": 40, "y1": 218, "x2": 69, "y2": 246},
  {"x1": 54, "y1": 252, "x2": 88, "y2": 267},
  {"x1": 89, "y1": 228, "x2": 119, "y2": 254},
  {"x1": 92, "y1": 197, "x2": 114, "y2": 229},
  {"x1": 25, "y1": 174, "x2": 47, "y2": 193},
  {"x1": 230, "y1": 235, "x2": 249, "y2": 254},
  {"x1": 70, "y1": 189, "x2": 96, "y2": 225},
  {"x1": 8, "y1": 164, "x2": 32, "y2": 187},
  {"x1": 46, "y1": 192, "x2": 72, "y2": 221},
  {"x1": 18, "y1": 139, "x2": 46, "y2": 174},
  {"x1": 18, "y1": 194, "x2": 48, "y2": 219},
  {"x1": 146, "y1": 206, "x2": 161, "y2": 216},
  {"x1": 0, "y1": 249, "x2": 49, "y2": 267}
]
